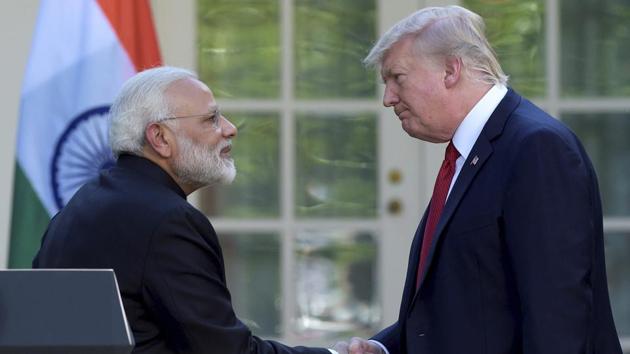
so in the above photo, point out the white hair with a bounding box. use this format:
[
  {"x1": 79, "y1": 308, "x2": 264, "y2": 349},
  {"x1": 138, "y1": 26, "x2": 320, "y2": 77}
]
[
  {"x1": 364, "y1": 5, "x2": 508, "y2": 86},
  {"x1": 172, "y1": 130, "x2": 235, "y2": 187},
  {"x1": 109, "y1": 66, "x2": 197, "y2": 157}
]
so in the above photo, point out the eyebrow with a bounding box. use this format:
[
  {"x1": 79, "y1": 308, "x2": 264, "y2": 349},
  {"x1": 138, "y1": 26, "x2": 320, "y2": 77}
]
[{"x1": 381, "y1": 67, "x2": 391, "y2": 79}]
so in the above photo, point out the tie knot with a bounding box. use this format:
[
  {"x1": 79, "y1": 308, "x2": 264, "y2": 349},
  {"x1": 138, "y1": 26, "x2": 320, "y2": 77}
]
[{"x1": 445, "y1": 141, "x2": 459, "y2": 163}]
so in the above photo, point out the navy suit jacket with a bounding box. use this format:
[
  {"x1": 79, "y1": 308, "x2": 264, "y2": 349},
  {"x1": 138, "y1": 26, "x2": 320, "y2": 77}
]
[
  {"x1": 33, "y1": 155, "x2": 329, "y2": 354},
  {"x1": 373, "y1": 89, "x2": 622, "y2": 354}
]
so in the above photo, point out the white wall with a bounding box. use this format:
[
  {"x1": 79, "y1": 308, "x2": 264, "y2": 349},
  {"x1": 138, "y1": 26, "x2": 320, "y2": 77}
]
[
  {"x1": 151, "y1": 0, "x2": 195, "y2": 70},
  {"x1": 0, "y1": 1, "x2": 40, "y2": 268}
]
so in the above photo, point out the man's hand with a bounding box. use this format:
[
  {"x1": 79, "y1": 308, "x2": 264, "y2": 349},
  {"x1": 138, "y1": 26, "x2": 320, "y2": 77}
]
[
  {"x1": 348, "y1": 337, "x2": 384, "y2": 354},
  {"x1": 332, "y1": 340, "x2": 349, "y2": 354}
]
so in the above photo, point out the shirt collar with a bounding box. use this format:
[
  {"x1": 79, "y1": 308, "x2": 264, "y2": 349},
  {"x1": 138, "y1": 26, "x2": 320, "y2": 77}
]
[
  {"x1": 116, "y1": 154, "x2": 187, "y2": 199},
  {"x1": 452, "y1": 84, "x2": 508, "y2": 160}
]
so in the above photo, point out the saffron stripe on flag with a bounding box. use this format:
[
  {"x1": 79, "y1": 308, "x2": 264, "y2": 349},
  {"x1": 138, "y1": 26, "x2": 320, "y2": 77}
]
[{"x1": 97, "y1": 0, "x2": 162, "y2": 71}]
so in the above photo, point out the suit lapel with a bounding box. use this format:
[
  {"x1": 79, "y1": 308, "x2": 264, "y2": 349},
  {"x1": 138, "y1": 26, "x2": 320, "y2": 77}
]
[
  {"x1": 400, "y1": 209, "x2": 429, "y2": 314},
  {"x1": 413, "y1": 89, "x2": 522, "y2": 296}
]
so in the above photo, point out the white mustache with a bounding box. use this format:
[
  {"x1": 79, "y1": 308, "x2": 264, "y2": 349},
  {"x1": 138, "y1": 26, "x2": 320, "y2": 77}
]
[{"x1": 217, "y1": 139, "x2": 232, "y2": 151}]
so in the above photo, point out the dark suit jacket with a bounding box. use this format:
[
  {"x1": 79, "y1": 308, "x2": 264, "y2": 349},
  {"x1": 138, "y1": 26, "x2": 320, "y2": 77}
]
[
  {"x1": 33, "y1": 155, "x2": 329, "y2": 354},
  {"x1": 373, "y1": 89, "x2": 622, "y2": 354}
]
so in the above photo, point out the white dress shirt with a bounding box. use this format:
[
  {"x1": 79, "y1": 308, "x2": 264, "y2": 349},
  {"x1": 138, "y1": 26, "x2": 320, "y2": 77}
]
[
  {"x1": 370, "y1": 84, "x2": 508, "y2": 354},
  {"x1": 448, "y1": 84, "x2": 508, "y2": 196}
]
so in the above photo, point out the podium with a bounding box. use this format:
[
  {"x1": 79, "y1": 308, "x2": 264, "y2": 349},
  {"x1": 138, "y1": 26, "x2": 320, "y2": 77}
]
[{"x1": 0, "y1": 269, "x2": 134, "y2": 354}]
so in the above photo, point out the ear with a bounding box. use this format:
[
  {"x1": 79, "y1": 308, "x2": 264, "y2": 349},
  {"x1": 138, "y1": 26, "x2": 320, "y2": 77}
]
[
  {"x1": 144, "y1": 123, "x2": 173, "y2": 158},
  {"x1": 443, "y1": 56, "x2": 463, "y2": 89}
]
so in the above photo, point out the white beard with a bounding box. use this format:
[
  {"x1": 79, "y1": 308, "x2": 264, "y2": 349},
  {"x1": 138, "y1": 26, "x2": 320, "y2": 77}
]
[{"x1": 172, "y1": 132, "x2": 236, "y2": 187}]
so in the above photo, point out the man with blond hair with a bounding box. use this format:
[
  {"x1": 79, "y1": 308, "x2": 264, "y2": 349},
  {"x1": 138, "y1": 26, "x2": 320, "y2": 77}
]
[{"x1": 335, "y1": 6, "x2": 622, "y2": 354}]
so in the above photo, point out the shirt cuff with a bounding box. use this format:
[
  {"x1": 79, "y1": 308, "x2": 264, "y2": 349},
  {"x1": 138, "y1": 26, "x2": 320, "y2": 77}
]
[
  {"x1": 328, "y1": 350, "x2": 338, "y2": 354},
  {"x1": 369, "y1": 339, "x2": 390, "y2": 354}
]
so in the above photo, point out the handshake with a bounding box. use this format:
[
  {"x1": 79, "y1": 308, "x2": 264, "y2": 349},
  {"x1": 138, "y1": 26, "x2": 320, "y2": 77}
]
[{"x1": 331, "y1": 337, "x2": 385, "y2": 354}]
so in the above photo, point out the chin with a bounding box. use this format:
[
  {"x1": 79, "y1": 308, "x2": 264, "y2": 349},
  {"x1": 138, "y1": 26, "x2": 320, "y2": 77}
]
[
  {"x1": 406, "y1": 129, "x2": 442, "y2": 143},
  {"x1": 221, "y1": 166, "x2": 237, "y2": 184},
  {"x1": 401, "y1": 125, "x2": 424, "y2": 140}
]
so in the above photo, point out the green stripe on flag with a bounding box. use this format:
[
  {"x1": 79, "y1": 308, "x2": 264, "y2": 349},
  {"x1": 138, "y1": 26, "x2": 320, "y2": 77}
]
[{"x1": 9, "y1": 162, "x2": 50, "y2": 268}]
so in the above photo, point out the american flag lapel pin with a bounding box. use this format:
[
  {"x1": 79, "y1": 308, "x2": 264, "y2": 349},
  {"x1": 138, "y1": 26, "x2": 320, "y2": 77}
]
[{"x1": 471, "y1": 155, "x2": 479, "y2": 166}]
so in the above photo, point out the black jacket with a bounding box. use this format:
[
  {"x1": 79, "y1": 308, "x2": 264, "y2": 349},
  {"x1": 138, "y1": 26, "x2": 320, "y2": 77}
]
[{"x1": 34, "y1": 154, "x2": 328, "y2": 354}]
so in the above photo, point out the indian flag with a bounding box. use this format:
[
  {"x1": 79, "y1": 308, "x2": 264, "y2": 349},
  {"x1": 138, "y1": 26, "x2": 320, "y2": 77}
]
[{"x1": 9, "y1": 0, "x2": 162, "y2": 267}]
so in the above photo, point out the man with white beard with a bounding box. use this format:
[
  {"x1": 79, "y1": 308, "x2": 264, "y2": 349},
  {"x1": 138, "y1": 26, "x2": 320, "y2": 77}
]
[{"x1": 33, "y1": 66, "x2": 335, "y2": 354}]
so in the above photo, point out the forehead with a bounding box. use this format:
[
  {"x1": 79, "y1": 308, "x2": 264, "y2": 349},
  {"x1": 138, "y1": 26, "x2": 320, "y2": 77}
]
[
  {"x1": 380, "y1": 37, "x2": 417, "y2": 76},
  {"x1": 166, "y1": 78, "x2": 216, "y2": 114}
]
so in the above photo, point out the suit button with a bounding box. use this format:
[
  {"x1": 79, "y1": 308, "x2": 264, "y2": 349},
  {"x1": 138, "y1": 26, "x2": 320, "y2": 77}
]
[{"x1": 418, "y1": 332, "x2": 425, "y2": 337}]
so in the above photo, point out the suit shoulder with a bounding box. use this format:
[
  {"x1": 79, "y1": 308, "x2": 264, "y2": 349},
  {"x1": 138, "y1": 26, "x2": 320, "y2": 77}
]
[
  {"x1": 164, "y1": 202, "x2": 214, "y2": 231},
  {"x1": 506, "y1": 99, "x2": 581, "y2": 148},
  {"x1": 150, "y1": 200, "x2": 219, "y2": 247}
]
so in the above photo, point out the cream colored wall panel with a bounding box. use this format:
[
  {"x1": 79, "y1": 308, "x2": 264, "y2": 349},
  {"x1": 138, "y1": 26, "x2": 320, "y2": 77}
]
[
  {"x1": 0, "y1": 1, "x2": 40, "y2": 268},
  {"x1": 151, "y1": 0, "x2": 196, "y2": 70}
]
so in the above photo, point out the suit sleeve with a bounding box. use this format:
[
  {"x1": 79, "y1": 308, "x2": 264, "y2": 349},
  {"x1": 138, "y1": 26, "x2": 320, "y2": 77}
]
[
  {"x1": 371, "y1": 322, "x2": 401, "y2": 354},
  {"x1": 503, "y1": 130, "x2": 598, "y2": 353},
  {"x1": 142, "y1": 206, "x2": 329, "y2": 354}
]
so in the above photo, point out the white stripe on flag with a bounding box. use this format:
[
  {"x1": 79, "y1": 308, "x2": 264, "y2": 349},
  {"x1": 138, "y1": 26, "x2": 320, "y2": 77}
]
[{"x1": 17, "y1": 0, "x2": 136, "y2": 216}]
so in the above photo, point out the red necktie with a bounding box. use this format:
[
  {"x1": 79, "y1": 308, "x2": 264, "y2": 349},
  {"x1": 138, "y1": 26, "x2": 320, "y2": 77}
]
[{"x1": 416, "y1": 141, "x2": 460, "y2": 289}]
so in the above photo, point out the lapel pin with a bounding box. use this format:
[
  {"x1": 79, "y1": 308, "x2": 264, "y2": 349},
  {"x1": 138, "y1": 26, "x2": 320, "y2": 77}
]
[{"x1": 471, "y1": 156, "x2": 479, "y2": 166}]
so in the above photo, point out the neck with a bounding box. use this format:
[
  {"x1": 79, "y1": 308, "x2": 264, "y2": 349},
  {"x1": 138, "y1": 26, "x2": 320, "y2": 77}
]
[
  {"x1": 463, "y1": 80, "x2": 493, "y2": 112},
  {"x1": 452, "y1": 80, "x2": 493, "y2": 125},
  {"x1": 140, "y1": 147, "x2": 199, "y2": 196}
]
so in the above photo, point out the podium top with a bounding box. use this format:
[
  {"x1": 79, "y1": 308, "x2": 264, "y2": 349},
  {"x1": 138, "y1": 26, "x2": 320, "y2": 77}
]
[{"x1": 0, "y1": 269, "x2": 134, "y2": 354}]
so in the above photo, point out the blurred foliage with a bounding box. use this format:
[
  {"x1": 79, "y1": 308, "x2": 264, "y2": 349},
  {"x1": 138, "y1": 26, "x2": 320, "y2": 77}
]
[
  {"x1": 463, "y1": 0, "x2": 546, "y2": 97},
  {"x1": 197, "y1": 0, "x2": 378, "y2": 99},
  {"x1": 198, "y1": 0, "x2": 280, "y2": 98},
  {"x1": 560, "y1": 0, "x2": 630, "y2": 96},
  {"x1": 218, "y1": 232, "x2": 281, "y2": 336},
  {"x1": 295, "y1": 230, "x2": 380, "y2": 339},
  {"x1": 200, "y1": 113, "x2": 280, "y2": 217},
  {"x1": 296, "y1": 113, "x2": 377, "y2": 218},
  {"x1": 294, "y1": 0, "x2": 377, "y2": 98},
  {"x1": 295, "y1": 231, "x2": 377, "y2": 262}
]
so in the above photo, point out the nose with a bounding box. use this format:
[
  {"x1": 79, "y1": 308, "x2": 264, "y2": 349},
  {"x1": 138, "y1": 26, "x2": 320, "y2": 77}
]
[
  {"x1": 220, "y1": 114, "x2": 237, "y2": 138},
  {"x1": 383, "y1": 84, "x2": 399, "y2": 107}
]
